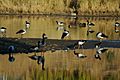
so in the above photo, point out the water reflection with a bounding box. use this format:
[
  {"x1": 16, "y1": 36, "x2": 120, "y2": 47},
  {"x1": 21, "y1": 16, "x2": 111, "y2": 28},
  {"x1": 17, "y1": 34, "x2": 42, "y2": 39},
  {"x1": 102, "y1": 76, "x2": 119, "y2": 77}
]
[
  {"x1": 0, "y1": 48, "x2": 119, "y2": 80},
  {"x1": 0, "y1": 15, "x2": 119, "y2": 40},
  {"x1": 8, "y1": 45, "x2": 15, "y2": 62},
  {"x1": 0, "y1": 15, "x2": 120, "y2": 80},
  {"x1": 29, "y1": 53, "x2": 45, "y2": 70}
]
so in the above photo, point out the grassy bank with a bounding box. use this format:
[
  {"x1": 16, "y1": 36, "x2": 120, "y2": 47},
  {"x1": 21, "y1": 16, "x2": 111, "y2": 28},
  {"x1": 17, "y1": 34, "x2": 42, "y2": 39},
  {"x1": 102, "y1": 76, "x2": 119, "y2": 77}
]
[{"x1": 0, "y1": 0, "x2": 120, "y2": 16}]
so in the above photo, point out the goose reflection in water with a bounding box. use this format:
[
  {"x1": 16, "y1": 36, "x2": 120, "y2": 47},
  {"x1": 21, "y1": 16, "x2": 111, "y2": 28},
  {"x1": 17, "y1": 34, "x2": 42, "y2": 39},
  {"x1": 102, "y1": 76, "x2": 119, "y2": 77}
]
[
  {"x1": 8, "y1": 45, "x2": 15, "y2": 62},
  {"x1": 29, "y1": 54, "x2": 45, "y2": 70},
  {"x1": 114, "y1": 20, "x2": 120, "y2": 33}
]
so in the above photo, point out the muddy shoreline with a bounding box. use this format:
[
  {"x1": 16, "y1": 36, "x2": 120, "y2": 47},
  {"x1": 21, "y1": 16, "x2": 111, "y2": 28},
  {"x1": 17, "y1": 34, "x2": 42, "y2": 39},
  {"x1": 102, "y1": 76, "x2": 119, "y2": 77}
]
[{"x1": 0, "y1": 38, "x2": 120, "y2": 54}]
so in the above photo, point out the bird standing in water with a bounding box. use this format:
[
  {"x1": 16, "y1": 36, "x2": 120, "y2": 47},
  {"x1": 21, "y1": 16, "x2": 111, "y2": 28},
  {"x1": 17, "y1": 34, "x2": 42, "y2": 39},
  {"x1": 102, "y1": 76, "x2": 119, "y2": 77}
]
[
  {"x1": 87, "y1": 20, "x2": 95, "y2": 27},
  {"x1": 56, "y1": 21, "x2": 65, "y2": 26},
  {"x1": 114, "y1": 21, "x2": 120, "y2": 33},
  {"x1": 96, "y1": 32, "x2": 108, "y2": 41},
  {"x1": 41, "y1": 33, "x2": 47, "y2": 46},
  {"x1": 25, "y1": 21, "x2": 30, "y2": 29},
  {"x1": 61, "y1": 30, "x2": 69, "y2": 39},
  {"x1": 0, "y1": 27, "x2": 7, "y2": 37},
  {"x1": 16, "y1": 29, "x2": 26, "y2": 38},
  {"x1": 74, "y1": 40, "x2": 86, "y2": 49}
]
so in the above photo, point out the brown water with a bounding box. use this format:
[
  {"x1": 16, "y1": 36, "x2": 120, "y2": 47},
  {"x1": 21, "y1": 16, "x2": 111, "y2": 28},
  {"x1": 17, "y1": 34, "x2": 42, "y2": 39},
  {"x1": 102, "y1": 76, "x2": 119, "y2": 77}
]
[
  {"x1": 0, "y1": 15, "x2": 120, "y2": 80},
  {"x1": 0, "y1": 15, "x2": 120, "y2": 40}
]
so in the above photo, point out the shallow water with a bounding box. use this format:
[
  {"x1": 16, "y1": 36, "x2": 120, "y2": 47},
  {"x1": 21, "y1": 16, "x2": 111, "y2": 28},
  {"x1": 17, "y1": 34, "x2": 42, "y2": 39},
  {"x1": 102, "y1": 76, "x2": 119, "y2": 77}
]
[
  {"x1": 0, "y1": 15, "x2": 120, "y2": 40},
  {"x1": 0, "y1": 15, "x2": 120, "y2": 80}
]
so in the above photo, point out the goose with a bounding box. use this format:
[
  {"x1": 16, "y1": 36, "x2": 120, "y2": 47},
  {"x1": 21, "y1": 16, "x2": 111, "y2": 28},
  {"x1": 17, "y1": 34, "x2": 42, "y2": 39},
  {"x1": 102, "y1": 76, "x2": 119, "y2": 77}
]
[
  {"x1": 16, "y1": 29, "x2": 26, "y2": 38},
  {"x1": 0, "y1": 27, "x2": 6, "y2": 33},
  {"x1": 61, "y1": 30, "x2": 69, "y2": 39},
  {"x1": 41, "y1": 33, "x2": 47, "y2": 46},
  {"x1": 87, "y1": 29, "x2": 95, "y2": 33},
  {"x1": 96, "y1": 48, "x2": 108, "y2": 55},
  {"x1": 71, "y1": 10, "x2": 78, "y2": 19},
  {"x1": 56, "y1": 26, "x2": 65, "y2": 31},
  {"x1": 71, "y1": 11, "x2": 78, "y2": 16},
  {"x1": 30, "y1": 41, "x2": 41, "y2": 52},
  {"x1": 95, "y1": 42, "x2": 102, "y2": 48},
  {"x1": 94, "y1": 54, "x2": 101, "y2": 60},
  {"x1": 56, "y1": 21, "x2": 65, "y2": 26},
  {"x1": 87, "y1": 20, "x2": 95, "y2": 27},
  {"x1": 29, "y1": 55, "x2": 45, "y2": 70},
  {"x1": 68, "y1": 25, "x2": 73, "y2": 28},
  {"x1": 79, "y1": 23, "x2": 86, "y2": 27},
  {"x1": 37, "y1": 56, "x2": 45, "y2": 70},
  {"x1": 68, "y1": 21, "x2": 77, "y2": 28},
  {"x1": 87, "y1": 28, "x2": 95, "y2": 36},
  {"x1": 115, "y1": 21, "x2": 120, "y2": 27},
  {"x1": 96, "y1": 32, "x2": 108, "y2": 40},
  {"x1": 25, "y1": 21, "x2": 30, "y2": 29},
  {"x1": 8, "y1": 53, "x2": 15, "y2": 62},
  {"x1": 8, "y1": 45, "x2": 15, "y2": 62},
  {"x1": 29, "y1": 54, "x2": 39, "y2": 60},
  {"x1": 74, "y1": 40, "x2": 86, "y2": 49},
  {"x1": 114, "y1": 26, "x2": 119, "y2": 33},
  {"x1": 73, "y1": 50, "x2": 87, "y2": 58},
  {"x1": 0, "y1": 27, "x2": 7, "y2": 37},
  {"x1": 68, "y1": 25, "x2": 77, "y2": 28},
  {"x1": 8, "y1": 45, "x2": 15, "y2": 52}
]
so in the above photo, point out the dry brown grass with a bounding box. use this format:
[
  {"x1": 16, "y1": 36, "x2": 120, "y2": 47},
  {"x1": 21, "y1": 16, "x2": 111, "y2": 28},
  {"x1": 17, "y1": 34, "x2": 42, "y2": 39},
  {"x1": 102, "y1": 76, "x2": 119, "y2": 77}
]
[{"x1": 0, "y1": 0, "x2": 120, "y2": 15}]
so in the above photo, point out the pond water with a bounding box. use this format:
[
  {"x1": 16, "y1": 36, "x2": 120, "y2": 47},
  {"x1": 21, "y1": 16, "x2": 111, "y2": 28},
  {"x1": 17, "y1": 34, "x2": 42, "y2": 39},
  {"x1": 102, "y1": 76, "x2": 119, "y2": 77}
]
[
  {"x1": 0, "y1": 15, "x2": 120, "y2": 80},
  {"x1": 0, "y1": 15, "x2": 120, "y2": 40}
]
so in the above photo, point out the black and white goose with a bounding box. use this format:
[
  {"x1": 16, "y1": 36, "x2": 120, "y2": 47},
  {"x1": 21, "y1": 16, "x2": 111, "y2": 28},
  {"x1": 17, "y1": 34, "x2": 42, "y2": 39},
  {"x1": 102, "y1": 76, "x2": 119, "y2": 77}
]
[
  {"x1": 25, "y1": 21, "x2": 30, "y2": 29},
  {"x1": 95, "y1": 42, "x2": 102, "y2": 48},
  {"x1": 61, "y1": 30, "x2": 69, "y2": 39},
  {"x1": 73, "y1": 50, "x2": 87, "y2": 58},
  {"x1": 29, "y1": 55, "x2": 45, "y2": 70},
  {"x1": 0, "y1": 27, "x2": 7, "y2": 37},
  {"x1": 96, "y1": 32, "x2": 108, "y2": 40},
  {"x1": 94, "y1": 47, "x2": 108, "y2": 60},
  {"x1": 16, "y1": 29, "x2": 26, "y2": 38},
  {"x1": 114, "y1": 26, "x2": 119, "y2": 33},
  {"x1": 96, "y1": 48, "x2": 108, "y2": 55},
  {"x1": 94, "y1": 54, "x2": 101, "y2": 60},
  {"x1": 115, "y1": 21, "x2": 120, "y2": 27},
  {"x1": 8, "y1": 45, "x2": 15, "y2": 62},
  {"x1": 0, "y1": 27, "x2": 6, "y2": 33},
  {"x1": 41, "y1": 33, "x2": 47, "y2": 46},
  {"x1": 114, "y1": 21, "x2": 120, "y2": 33},
  {"x1": 87, "y1": 20, "x2": 95, "y2": 27},
  {"x1": 56, "y1": 26, "x2": 65, "y2": 31},
  {"x1": 56, "y1": 21, "x2": 65, "y2": 26},
  {"x1": 79, "y1": 23, "x2": 86, "y2": 27},
  {"x1": 87, "y1": 28, "x2": 95, "y2": 36},
  {"x1": 74, "y1": 40, "x2": 86, "y2": 49},
  {"x1": 70, "y1": 9, "x2": 78, "y2": 19}
]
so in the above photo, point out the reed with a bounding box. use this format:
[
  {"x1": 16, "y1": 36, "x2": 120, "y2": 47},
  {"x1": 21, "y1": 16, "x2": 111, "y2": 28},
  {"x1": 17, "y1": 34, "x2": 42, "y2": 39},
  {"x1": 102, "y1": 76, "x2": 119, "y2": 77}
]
[{"x1": 0, "y1": 0, "x2": 120, "y2": 15}]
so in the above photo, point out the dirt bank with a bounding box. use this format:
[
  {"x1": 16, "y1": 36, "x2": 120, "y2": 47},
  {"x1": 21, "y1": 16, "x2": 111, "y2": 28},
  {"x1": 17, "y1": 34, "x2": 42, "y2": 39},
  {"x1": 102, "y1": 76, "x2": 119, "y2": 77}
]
[{"x1": 0, "y1": 38, "x2": 120, "y2": 54}]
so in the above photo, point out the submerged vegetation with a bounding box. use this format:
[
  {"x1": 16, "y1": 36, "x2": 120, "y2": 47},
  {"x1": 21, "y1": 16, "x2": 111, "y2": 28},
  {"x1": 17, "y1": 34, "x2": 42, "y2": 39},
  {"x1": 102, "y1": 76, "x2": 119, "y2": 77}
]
[{"x1": 0, "y1": 0, "x2": 120, "y2": 15}]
